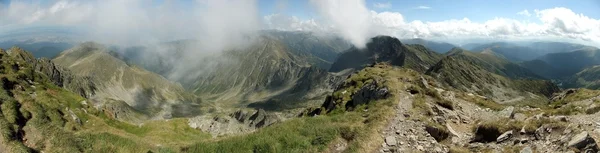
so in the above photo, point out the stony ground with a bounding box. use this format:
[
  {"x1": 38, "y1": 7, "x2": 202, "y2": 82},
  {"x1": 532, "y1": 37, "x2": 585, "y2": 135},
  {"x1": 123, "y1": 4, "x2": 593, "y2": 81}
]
[{"x1": 375, "y1": 88, "x2": 600, "y2": 153}]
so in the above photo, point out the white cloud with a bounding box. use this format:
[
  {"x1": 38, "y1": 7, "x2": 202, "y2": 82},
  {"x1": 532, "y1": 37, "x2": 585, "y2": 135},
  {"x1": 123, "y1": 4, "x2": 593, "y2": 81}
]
[
  {"x1": 517, "y1": 10, "x2": 531, "y2": 17},
  {"x1": 0, "y1": 0, "x2": 260, "y2": 48},
  {"x1": 266, "y1": 7, "x2": 600, "y2": 46},
  {"x1": 415, "y1": 6, "x2": 431, "y2": 10},
  {"x1": 373, "y1": 2, "x2": 391, "y2": 9},
  {"x1": 263, "y1": 14, "x2": 323, "y2": 32},
  {"x1": 309, "y1": 0, "x2": 373, "y2": 48}
]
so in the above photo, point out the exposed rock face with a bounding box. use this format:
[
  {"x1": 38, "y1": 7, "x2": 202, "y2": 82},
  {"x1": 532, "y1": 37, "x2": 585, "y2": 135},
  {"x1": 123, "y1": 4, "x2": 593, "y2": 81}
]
[
  {"x1": 499, "y1": 106, "x2": 515, "y2": 118},
  {"x1": 189, "y1": 109, "x2": 280, "y2": 137},
  {"x1": 551, "y1": 89, "x2": 577, "y2": 101},
  {"x1": 567, "y1": 131, "x2": 599, "y2": 152},
  {"x1": 347, "y1": 80, "x2": 389, "y2": 109},
  {"x1": 231, "y1": 109, "x2": 279, "y2": 129}
]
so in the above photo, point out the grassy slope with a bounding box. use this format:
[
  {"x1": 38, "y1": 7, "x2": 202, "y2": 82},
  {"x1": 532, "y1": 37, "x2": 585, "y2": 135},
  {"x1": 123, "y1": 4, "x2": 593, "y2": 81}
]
[
  {"x1": 0, "y1": 47, "x2": 212, "y2": 153},
  {"x1": 186, "y1": 64, "x2": 417, "y2": 153}
]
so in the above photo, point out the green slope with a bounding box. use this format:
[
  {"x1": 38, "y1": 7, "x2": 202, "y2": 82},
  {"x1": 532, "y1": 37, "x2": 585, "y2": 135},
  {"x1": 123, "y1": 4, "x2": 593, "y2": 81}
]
[
  {"x1": 564, "y1": 65, "x2": 600, "y2": 89},
  {"x1": 427, "y1": 48, "x2": 558, "y2": 102},
  {"x1": 53, "y1": 42, "x2": 205, "y2": 120},
  {"x1": 187, "y1": 37, "x2": 340, "y2": 111}
]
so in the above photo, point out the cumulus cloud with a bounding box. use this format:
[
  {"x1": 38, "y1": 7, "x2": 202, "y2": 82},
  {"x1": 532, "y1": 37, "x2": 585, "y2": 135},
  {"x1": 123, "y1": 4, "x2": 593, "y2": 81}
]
[
  {"x1": 517, "y1": 10, "x2": 531, "y2": 17},
  {"x1": 266, "y1": 7, "x2": 600, "y2": 46},
  {"x1": 373, "y1": 2, "x2": 391, "y2": 9},
  {"x1": 309, "y1": 0, "x2": 373, "y2": 48},
  {"x1": 263, "y1": 14, "x2": 323, "y2": 32}
]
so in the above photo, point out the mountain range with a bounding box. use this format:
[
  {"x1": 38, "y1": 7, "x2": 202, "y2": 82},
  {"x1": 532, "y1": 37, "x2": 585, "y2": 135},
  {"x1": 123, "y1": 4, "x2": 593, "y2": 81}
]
[{"x1": 2, "y1": 31, "x2": 600, "y2": 152}]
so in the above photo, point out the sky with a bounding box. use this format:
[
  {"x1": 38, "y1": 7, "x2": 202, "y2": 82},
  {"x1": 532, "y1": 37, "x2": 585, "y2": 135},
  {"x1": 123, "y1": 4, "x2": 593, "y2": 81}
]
[{"x1": 1, "y1": 0, "x2": 599, "y2": 47}]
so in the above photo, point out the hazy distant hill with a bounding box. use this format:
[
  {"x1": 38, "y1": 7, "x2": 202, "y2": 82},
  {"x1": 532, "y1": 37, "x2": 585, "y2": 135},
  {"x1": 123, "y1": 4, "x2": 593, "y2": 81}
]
[
  {"x1": 0, "y1": 40, "x2": 74, "y2": 58},
  {"x1": 536, "y1": 48, "x2": 600, "y2": 78},
  {"x1": 468, "y1": 41, "x2": 594, "y2": 62},
  {"x1": 401, "y1": 38, "x2": 457, "y2": 53}
]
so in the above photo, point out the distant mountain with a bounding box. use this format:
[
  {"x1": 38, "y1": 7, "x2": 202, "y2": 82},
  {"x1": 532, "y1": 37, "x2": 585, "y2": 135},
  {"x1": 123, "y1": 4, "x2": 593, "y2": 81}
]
[
  {"x1": 426, "y1": 48, "x2": 559, "y2": 102},
  {"x1": 536, "y1": 48, "x2": 600, "y2": 78},
  {"x1": 53, "y1": 42, "x2": 204, "y2": 119},
  {"x1": 0, "y1": 40, "x2": 74, "y2": 58},
  {"x1": 330, "y1": 36, "x2": 442, "y2": 73},
  {"x1": 467, "y1": 41, "x2": 595, "y2": 62},
  {"x1": 444, "y1": 48, "x2": 542, "y2": 80},
  {"x1": 263, "y1": 30, "x2": 351, "y2": 69},
  {"x1": 519, "y1": 59, "x2": 559, "y2": 79},
  {"x1": 401, "y1": 38, "x2": 457, "y2": 53}
]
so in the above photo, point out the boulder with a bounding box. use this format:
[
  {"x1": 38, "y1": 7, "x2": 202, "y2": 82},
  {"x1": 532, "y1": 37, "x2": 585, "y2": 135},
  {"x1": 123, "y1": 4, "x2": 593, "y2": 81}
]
[
  {"x1": 551, "y1": 115, "x2": 568, "y2": 122},
  {"x1": 385, "y1": 136, "x2": 397, "y2": 146},
  {"x1": 567, "y1": 131, "x2": 599, "y2": 151},
  {"x1": 499, "y1": 106, "x2": 515, "y2": 118},
  {"x1": 497, "y1": 130, "x2": 513, "y2": 143},
  {"x1": 348, "y1": 80, "x2": 389, "y2": 109}
]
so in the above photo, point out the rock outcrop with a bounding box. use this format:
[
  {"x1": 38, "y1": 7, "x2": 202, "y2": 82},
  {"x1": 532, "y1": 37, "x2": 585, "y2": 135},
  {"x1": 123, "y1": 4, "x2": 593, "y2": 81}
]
[{"x1": 189, "y1": 109, "x2": 281, "y2": 137}]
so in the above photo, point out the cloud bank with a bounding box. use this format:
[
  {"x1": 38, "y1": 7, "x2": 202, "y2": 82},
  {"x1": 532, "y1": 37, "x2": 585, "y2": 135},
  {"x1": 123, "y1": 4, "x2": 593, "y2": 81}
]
[{"x1": 264, "y1": 6, "x2": 600, "y2": 46}]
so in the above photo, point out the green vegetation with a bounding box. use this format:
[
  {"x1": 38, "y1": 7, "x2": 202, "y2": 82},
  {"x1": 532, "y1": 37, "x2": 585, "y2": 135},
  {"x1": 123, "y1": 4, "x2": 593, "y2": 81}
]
[
  {"x1": 456, "y1": 93, "x2": 504, "y2": 111},
  {"x1": 551, "y1": 89, "x2": 600, "y2": 107}
]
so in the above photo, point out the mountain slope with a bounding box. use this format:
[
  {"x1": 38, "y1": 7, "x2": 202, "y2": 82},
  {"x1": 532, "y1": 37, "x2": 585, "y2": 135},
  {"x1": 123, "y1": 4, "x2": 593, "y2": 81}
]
[
  {"x1": 401, "y1": 38, "x2": 457, "y2": 53},
  {"x1": 187, "y1": 37, "x2": 341, "y2": 111},
  {"x1": 444, "y1": 48, "x2": 543, "y2": 80},
  {"x1": 329, "y1": 36, "x2": 442, "y2": 73},
  {"x1": 427, "y1": 48, "x2": 558, "y2": 102},
  {"x1": 519, "y1": 59, "x2": 560, "y2": 79},
  {"x1": 564, "y1": 65, "x2": 600, "y2": 89},
  {"x1": 469, "y1": 41, "x2": 594, "y2": 62},
  {"x1": 263, "y1": 31, "x2": 351, "y2": 69},
  {"x1": 52, "y1": 42, "x2": 204, "y2": 119}
]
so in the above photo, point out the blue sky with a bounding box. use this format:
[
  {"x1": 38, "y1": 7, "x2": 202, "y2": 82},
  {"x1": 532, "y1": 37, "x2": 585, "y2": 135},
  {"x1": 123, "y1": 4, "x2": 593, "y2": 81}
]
[{"x1": 1, "y1": 0, "x2": 599, "y2": 47}]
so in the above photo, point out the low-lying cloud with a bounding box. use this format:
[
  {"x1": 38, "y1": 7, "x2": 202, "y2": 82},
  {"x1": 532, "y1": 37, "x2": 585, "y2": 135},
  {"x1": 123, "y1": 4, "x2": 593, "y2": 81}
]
[{"x1": 309, "y1": 0, "x2": 373, "y2": 48}]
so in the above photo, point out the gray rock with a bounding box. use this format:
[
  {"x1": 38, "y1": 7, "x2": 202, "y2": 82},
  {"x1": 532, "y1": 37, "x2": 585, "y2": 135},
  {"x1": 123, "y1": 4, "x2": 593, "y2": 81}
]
[
  {"x1": 519, "y1": 146, "x2": 532, "y2": 153},
  {"x1": 350, "y1": 80, "x2": 389, "y2": 107},
  {"x1": 497, "y1": 130, "x2": 513, "y2": 143},
  {"x1": 551, "y1": 115, "x2": 568, "y2": 122},
  {"x1": 567, "y1": 131, "x2": 598, "y2": 151},
  {"x1": 514, "y1": 113, "x2": 527, "y2": 121},
  {"x1": 446, "y1": 124, "x2": 460, "y2": 137},
  {"x1": 499, "y1": 106, "x2": 515, "y2": 118},
  {"x1": 416, "y1": 145, "x2": 424, "y2": 151},
  {"x1": 385, "y1": 136, "x2": 397, "y2": 146},
  {"x1": 434, "y1": 116, "x2": 446, "y2": 124}
]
